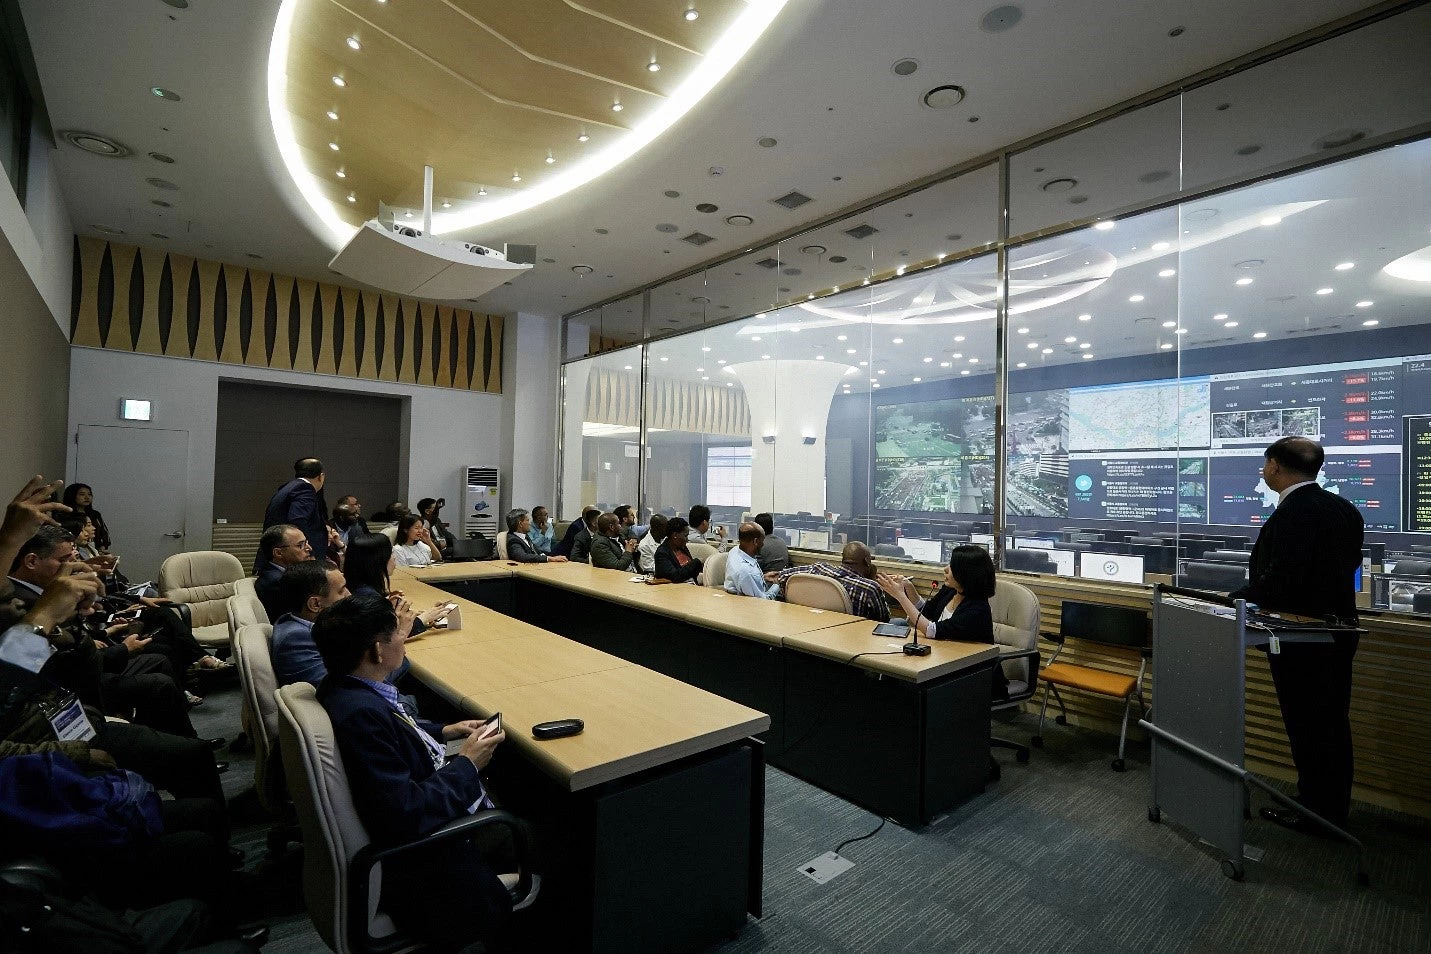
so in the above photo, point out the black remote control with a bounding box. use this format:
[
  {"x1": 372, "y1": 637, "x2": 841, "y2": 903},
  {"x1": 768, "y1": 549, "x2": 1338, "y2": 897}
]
[{"x1": 532, "y1": 719, "x2": 584, "y2": 739}]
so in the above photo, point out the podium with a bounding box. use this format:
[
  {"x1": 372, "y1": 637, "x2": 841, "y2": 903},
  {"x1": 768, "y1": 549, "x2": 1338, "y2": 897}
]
[{"x1": 1140, "y1": 585, "x2": 1368, "y2": 884}]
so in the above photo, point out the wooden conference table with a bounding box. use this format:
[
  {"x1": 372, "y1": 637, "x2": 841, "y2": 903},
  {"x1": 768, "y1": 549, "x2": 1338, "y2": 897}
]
[
  {"x1": 404, "y1": 560, "x2": 1001, "y2": 828},
  {"x1": 392, "y1": 569, "x2": 768, "y2": 953}
]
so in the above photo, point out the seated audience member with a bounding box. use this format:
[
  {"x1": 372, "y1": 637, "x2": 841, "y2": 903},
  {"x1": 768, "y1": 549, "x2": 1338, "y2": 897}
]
[
  {"x1": 753, "y1": 513, "x2": 790, "y2": 573},
  {"x1": 62, "y1": 481, "x2": 112, "y2": 551},
  {"x1": 654, "y1": 517, "x2": 703, "y2": 584},
  {"x1": 771, "y1": 542, "x2": 890, "y2": 622},
  {"x1": 314, "y1": 593, "x2": 514, "y2": 952},
  {"x1": 589, "y1": 513, "x2": 639, "y2": 571},
  {"x1": 528, "y1": 505, "x2": 555, "y2": 554},
  {"x1": 331, "y1": 494, "x2": 369, "y2": 545},
  {"x1": 378, "y1": 501, "x2": 411, "y2": 543},
  {"x1": 568, "y1": 507, "x2": 601, "y2": 564},
  {"x1": 392, "y1": 515, "x2": 437, "y2": 567},
  {"x1": 269, "y1": 560, "x2": 351, "y2": 687},
  {"x1": 343, "y1": 532, "x2": 451, "y2": 636},
  {"x1": 415, "y1": 497, "x2": 454, "y2": 555},
  {"x1": 554, "y1": 506, "x2": 598, "y2": 558},
  {"x1": 687, "y1": 505, "x2": 730, "y2": 550},
  {"x1": 504, "y1": 509, "x2": 568, "y2": 564},
  {"x1": 254, "y1": 523, "x2": 314, "y2": 621},
  {"x1": 877, "y1": 544, "x2": 1008, "y2": 699},
  {"x1": 613, "y1": 505, "x2": 638, "y2": 542},
  {"x1": 57, "y1": 511, "x2": 124, "y2": 591},
  {"x1": 636, "y1": 513, "x2": 668, "y2": 574},
  {"x1": 725, "y1": 523, "x2": 780, "y2": 599}
]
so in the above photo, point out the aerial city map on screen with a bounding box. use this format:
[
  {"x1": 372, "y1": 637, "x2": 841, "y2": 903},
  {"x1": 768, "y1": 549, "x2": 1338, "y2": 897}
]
[{"x1": 870, "y1": 355, "x2": 1431, "y2": 532}]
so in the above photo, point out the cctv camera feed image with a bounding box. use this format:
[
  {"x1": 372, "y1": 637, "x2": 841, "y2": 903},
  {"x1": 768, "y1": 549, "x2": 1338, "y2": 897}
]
[
  {"x1": 873, "y1": 397, "x2": 994, "y2": 512},
  {"x1": 868, "y1": 355, "x2": 1431, "y2": 531}
]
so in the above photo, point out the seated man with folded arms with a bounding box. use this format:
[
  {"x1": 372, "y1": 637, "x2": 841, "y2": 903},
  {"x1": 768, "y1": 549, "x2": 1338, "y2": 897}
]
[
  {"x1": 753, "y1": 513, "x2": 789, "y2": 573},
  {"x1": 269, "y1": 560, "x2": 350, "y2": 687},
  {"x1": 768, "y1": 541, "x2": 891, "y2": 622},
  {"x1": 725, "y1": 522, "x2": 780, "y2": 599},
  {"x1": 654, "y1": 517, "x2": 704, "y2": 584},
  {"x1": 636, "y1": 513, "x2": 667, "y2": 575},
  {"x1": 315, "y1": 593, "x2": 514, "y2": 953},
  {"x1": 504, "y1": 509, "x2": 568, "y2": 563},
  {"x1": 254, "y1": 523, "x2": 314, "y2": 621},
  {"x1": 589, "y1": 512, "x2": 639, "y2": 571}
]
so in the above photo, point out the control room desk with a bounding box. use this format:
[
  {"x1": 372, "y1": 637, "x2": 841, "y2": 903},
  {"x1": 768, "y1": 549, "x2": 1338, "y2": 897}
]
[
  {"x1": 422, "y1": 561, "x2": 1000, "y2": 826},
  {"x1": 392, "y1": 570, "x2": 769, "y2": 953}
]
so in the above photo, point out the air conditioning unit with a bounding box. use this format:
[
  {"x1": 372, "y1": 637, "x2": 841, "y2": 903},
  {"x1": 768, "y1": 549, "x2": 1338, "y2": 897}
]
[{"x1": 462, "y1": 466, "x2": 500, "y2": 538}]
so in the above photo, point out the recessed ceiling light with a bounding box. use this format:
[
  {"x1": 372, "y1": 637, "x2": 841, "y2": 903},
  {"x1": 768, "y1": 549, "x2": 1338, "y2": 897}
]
[
  {"x1": 404, "y1": 210, "x2": 413, "y2": 218},
  {"x1": 860, "y1": 361, "x2": 869, "y2": 366},
  {"x1": 816, "y1": 355, "x2": 825, "y2": 360},
  {"x1": 1160, "y1": 342, "x2": 1173, "y2": 350},
  {"x1": 1077, "y1": 314, "x2": 1091, "y2": 321},
  {"x1": 892, "y1": 337, "x2": 903, "y2": 344},
  {"x1": 752, "y1": 336, "x2": 761, "y2": 341},
  {"x1": 441, "y1": 200, "x2": 451, "y2": 208},
  {"x1": 545, "y1": 151, "x2": 556, "y2": 164},
  {"x1": 877, "y1": 369, "x2": 886, "y2": 375},
  {"x1": 1016, "y1": 327, "x2": 1029, "y2": 334},
  {"x1": 60, "y1": 130, "x2": 132, "y2": 157},
  {"x1": 701, "y1": 346, "x2": 711, "y2": 351},
  {"x1": 960, "y1": 370, "x2": 969, "y2": 376},
  {"x1": 1213, "y1": 313, "x2": 1227, "y2": 320},
  {"x1": 1356, "y1": 300, "x2": 1373, "y2": 308},
  {"x1": 1129, "y1": 294, "x2": 1144, "y2": 302},
  {"x1": 717, "y1": 359, "x2": 726, "y2": 364},
  {"x1": 684, "y1": 5, "x2": 699, "y2": 20},
  {"x1": 913, "y1": 376, "x2": 922, "y2": 382},
  {"x1": 1161, "y1": 321, "x2": 1176, "y2": 328},
  {"x1": 512, "y1": 172, "x2": 522, "y2": 182},
  {"x1": 954, "y1": 335, "x2": 965, "y2": 343},
  {"x1": 346, "y1": 192, "x2": 356, "y2": 202},
  {"x1": 1026, "y1": 342, "x2": 1038, "y2": 350},
  {"x1": 647, "y1": 58, "x2": 660, "y2": 72},
  {"x1": 1363, "y1": 319, "x2": 1379, "y2": 327},
  {"x1": 762, "y1": 355, "x2": 771, "y2": 360},
  {"x1": 611, "y1": 99, "x2": 624, "y2": 112},
  {"x1": 952, "y1": 353, "x2": 963, "y2": 359},
  {"x1": 846, "y1": 348, "x2": 856, "y2": 354},
  {"x1": 969, "y1": 358, "x2": 979, "y2": 364},
  {"x1": 1152, "y1": 241, "x2": 1170, "y2": 251},
  {"x1": 1082, "y1": 353, "x2": 1094, "y2": 359},
  {"x1": 335, "y1": 168, "x2": 346, "y2": 178},
  {"x1": 1316, "y1": 287, "x2": 1333, "y2": 295},
  {"x1": 346, "y1": 36, "x2": 361, "y2": 50},
  {"x1": 477, "y1": 187, "x2": 487, "y2": 196},
  {"x1": 921, "y1": 85, "x2": 966, "y2": 109},
  {"x1": 1175, "y1": 328, "x2": 1188, "y2": 335},
  {"x1": 331, "y1": 75, "x2": 346, "y2": 87},
  {"x1": 1235, "y1": 277, "x2": 1254, "y2": 286},
  {"x1": 1225, "y1": 321, "x2": 1239, "y2": 327},
  {"x1": 940, "y1": 361, "x2": 951, "y2": 368},
  {"x1": 659, "y1": 355, "x2": 669, "y2": 361},
  {"x1": 727, "y1": 382, "x2": 734, "y2": 387},
  {"x1": 702, "y1": 376, "x2": 710, "y2": 381},
  {"x1": 1094, "y1": 221, "x2": 1115, "y2": 231},
  {"x1": 577, "y1": 131, "x2": 590, "y2": 142},
  {"x1": 1253, "y1": 331, "x2": 1267, "y2": 339},
  {"x1": 1159, "y1": 268, "x2": 1176, "y2": 278},
  {"x1": 1064, "y1": 335, "x2": 1077, "y2": 343},
  {"x1": 326, "y1": 109, "x2": 339, "y2": 120},
  {"x1": 329, "y1": 142, "x2": 340, "y2": 151},
  {"x1": 1041, "y1": 348, "x2": 1053, "y2": 354},
  {"x1": 1017, "y1": 362, "x2": 1027, "y2": 368},
  {"x1": 837, "y1": 334, "x2": 847, "y2": 341},
  {"x1": 151, "y1": 87, "x2": 180, "y2": 101},
  {"x1": 923, "y1": 356, "x2": 933, "y2": 363},
  {"x1": 1079, "y1": 342, "x2": 1091, "y2": 349},
  {"x1": 1335, "y1": 262, "x2": 1355, "y2": 271},
  {"x1": 1259, "y1": 215, "x2": 1281, "y2": 226}
]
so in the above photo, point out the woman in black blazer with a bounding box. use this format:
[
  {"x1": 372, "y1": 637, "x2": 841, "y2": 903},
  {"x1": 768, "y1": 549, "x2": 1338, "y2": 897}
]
[
  {"x1": 653, "y1": 517, "x2": 703, "y2": 583},
  {"x1": 878, "y1": 544, "x2": 1008, "y2": 700}
]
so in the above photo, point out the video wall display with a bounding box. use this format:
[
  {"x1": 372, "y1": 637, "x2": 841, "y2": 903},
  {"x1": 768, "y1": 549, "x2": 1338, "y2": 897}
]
[{"x1": 873, "y1": 354, "x2": 1431, "y2": 532}]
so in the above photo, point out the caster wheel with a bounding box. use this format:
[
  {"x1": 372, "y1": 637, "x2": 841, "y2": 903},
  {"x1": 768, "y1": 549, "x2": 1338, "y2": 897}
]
[
  {"x1": 1111, "y1": 758, "x2": 1126, "y2": 772},
  {"x1": 1031, "y1": 736, "x2": 1044, "y2": 749},
  {"x1": 1148, "y1": 807, "x2": 1161, "y2": 824},
  {"x1": 1221, "y1": 859, "x2": 1245, "y2": 882},
  {"x1": 1015, "y1": 749, "x2": 1030, "y2": 764},
  {"x1": 1055, "y1": 715, "x2": 1068, "y2": 726},
  {"x1": 1356, "y1": 871, "x2": 1370, "y2": 888}
]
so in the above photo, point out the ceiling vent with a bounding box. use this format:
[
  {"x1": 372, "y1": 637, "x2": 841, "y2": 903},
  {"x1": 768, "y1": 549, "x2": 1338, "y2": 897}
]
[
  {"x1": 754, "y1": 257, "x2": 781, "y2": 269},
  {"x1": 682, "y1": 231, "x2": 715, "y2": 246},
  {"x1": 61, "y1": 130, "x2": 131, "y2": 158},
  {"x1": 1287, "y1": 324, "x2": 1342, "y2": 335},
  {"x1": 844, "y1": 223, "x2": 879, "y2": 240},
  {"x1": 771, "y1": 190, "x2": 812, "y2": 210}
]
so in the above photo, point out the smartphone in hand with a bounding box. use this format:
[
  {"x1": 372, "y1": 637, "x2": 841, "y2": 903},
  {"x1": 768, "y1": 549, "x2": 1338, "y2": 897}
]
[{"x1": 478, "y1": 711, "x2": 502, "y2": 738}]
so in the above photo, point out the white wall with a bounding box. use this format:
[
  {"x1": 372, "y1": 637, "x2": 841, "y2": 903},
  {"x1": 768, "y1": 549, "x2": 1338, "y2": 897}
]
[
  {"x1": 501, "y1": 312, "x2": 561, "y2": 516},
  {"x1": 66, "y1": 347, "x2": 506, "y2": 551}
]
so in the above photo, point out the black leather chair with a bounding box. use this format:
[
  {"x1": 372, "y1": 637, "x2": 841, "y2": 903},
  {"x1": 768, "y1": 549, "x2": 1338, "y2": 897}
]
[{"x1": 1180, "y1": 561, "x2": 1248, "y2": 593}]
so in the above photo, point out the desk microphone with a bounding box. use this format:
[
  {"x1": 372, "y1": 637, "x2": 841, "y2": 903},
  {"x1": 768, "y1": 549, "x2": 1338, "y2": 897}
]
[{"x1": 903, "y1": 605, "x2": 931, "y2": 657}]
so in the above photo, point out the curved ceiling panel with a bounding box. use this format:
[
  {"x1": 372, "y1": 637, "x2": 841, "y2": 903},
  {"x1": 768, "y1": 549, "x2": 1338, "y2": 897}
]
[{"x1": 269, "y1": 0, "x2": 788, "y2": 245}]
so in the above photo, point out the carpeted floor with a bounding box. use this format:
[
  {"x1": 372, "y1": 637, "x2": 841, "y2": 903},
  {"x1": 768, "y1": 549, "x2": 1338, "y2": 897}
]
[{"x1": 192, "y1": 684, "x2": 1431, "y2": 953}]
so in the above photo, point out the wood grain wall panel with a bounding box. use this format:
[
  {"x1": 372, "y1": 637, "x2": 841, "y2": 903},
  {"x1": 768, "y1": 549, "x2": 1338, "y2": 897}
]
[{"x1": 71, "y1": 240, "x2": 504, "y2": 393}]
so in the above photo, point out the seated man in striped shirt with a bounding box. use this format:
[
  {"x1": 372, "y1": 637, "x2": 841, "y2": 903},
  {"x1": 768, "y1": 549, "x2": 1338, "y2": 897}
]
[{"x1": 766, "y1": 542, "x2": 891, "y2": 622}]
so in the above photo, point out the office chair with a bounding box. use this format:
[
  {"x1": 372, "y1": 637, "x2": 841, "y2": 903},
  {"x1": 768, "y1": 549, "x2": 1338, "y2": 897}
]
[
  {"x1": 233, "y1": 620, "x2": 301, "y2": 855},
  {"x1": 785, "y1": 574, "x2": 853, "y2": 614},
  {"x1": 447, "y1": 536, "x2": 494, "y2": 561},
  {"x1": 1391, "y1": 559, "x2": 1431, "y2": 576},
  {"x1": 495, "y1": 531, "x2": 510, "y2": 560},
  {"x1": 158, "y1": 551, "x2": 247, "y2": 649},
  {"x1": 227, "y1": 590, "x2": 269, "y2": 644},
  {"x1": 1003, "y1": 549, "x2": 1055, "y2": 574},
  {"x1": 1179, "y1": 561, "x2": 1248, "y2": 593},
  {"x1": 988, "y1": 579, "x2": 1042, "y2": 778},
  {"x1": 687, "y1": 541, "x2": 718, "y2": 564},
  {"x1": 1033, "y1": 600, "x2": 1149, "y2": 772},
  {"x1": 873, "y1": 543, "x2": 907, "y2": 558},
  {"x1": 276, "y1": 683, "x2": 539, "y2": 954},
  {"x1": 1201, "y1": 549, "x2": 1251, "y2": 565},
  {"x1": 234, "y1": 576, "x2": 258, "y2": 601},
  {"x1": 702, "y1": 550, "x2": 729, "y2": 588}
]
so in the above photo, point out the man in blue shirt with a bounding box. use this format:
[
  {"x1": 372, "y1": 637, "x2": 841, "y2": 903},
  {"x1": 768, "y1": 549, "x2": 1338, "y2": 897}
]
[
  {"x1": 724, "y1": 523, "x2": 781, "y2": 599},
  {"x1": 270, "y1": 560, "x2": 350, "y2": 687},
  {"x1": 529, "y1": 505, "x2": 555, "y2": 554}
]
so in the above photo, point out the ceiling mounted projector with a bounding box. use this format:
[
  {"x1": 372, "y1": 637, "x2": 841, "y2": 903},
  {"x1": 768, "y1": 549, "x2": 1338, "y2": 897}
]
[{"x1": 328, "y1": 164, "x2": 533, "y2": 301}]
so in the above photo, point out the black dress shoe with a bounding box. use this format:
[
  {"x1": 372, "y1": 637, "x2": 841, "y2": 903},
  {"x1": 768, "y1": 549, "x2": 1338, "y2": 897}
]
[
  {"x1": 1260, "y1": 806, "x2": 1320, "y2": 834},
  {"x1": 237, "y1": 924, "x2": 270, "y2": 947},
  {"x1": 215, "y1": 761, "x2": 230, "y2": 775},
  {"x1": 203, "y1": 736, "x2": 227, "y2": 751}
]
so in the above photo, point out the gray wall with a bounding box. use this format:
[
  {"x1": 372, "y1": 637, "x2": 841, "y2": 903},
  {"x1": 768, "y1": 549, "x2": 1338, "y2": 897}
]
[
  {"x1": 214, "y1": 382, "x2": 402, "y2": 522},
  {"x1": 0, "y1": 237, "x2": 68, "y2": 492}
]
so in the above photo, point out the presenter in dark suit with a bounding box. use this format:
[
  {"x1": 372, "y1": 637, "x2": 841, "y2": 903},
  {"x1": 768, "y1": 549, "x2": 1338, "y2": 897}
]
[
  {"x1": 258, "y1": 458, "x2": 331, "y2": 572},
  {"x1": 314, "y1": 592, "x2": 513, "y2": 951},
  {"x1": 1230, "y1": 436, "x2": 1364, "y2": 832}
]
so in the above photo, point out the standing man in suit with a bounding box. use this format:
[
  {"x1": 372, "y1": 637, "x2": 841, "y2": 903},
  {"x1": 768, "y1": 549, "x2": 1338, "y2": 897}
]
[
  {"x1": 258, "y1": 458, "x2": 334, "y2": 572},
  {"x1": 1230, "y1": 436, "x2": 1364, "y2": 833}
]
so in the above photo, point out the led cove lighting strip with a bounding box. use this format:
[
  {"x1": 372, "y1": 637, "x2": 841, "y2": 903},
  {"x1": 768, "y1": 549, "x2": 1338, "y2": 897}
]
[{"x1": 268, "y1": 0, "x2": 789, "y2": 246}]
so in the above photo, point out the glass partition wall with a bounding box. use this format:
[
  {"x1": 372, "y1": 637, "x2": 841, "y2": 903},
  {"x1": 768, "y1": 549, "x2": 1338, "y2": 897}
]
[{"x1": 558, "y1": 7, "x2": 1431, "y2": 611}]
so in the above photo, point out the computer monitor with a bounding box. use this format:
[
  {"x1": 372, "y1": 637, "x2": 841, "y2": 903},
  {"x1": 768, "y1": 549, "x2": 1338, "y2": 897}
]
[
  {"x1": 1038, "y1": 548, "x2": 1076, "y2": 576},
  {"x1": 969, "y1": 533, "x2": 995, "y2": 552},
  {"x1": 1059, "y1": 600, "x2": 1148, "y2": 648},
  {"x1": 1078, "y1": 552, "x2": 1145, "y2": 584},
  {"x1": 1017, "y1": 538, "x2": 1055, "y2": 549},
  {"x1": 1354, "y1": 565, "x2": 1363, "y2": 592},
  {"x1": 797, "y1": 529, "x2": 830, "y2": 551},
  {"x1": 898, "y1": 537, "x2": 944, "y2": 563}
]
